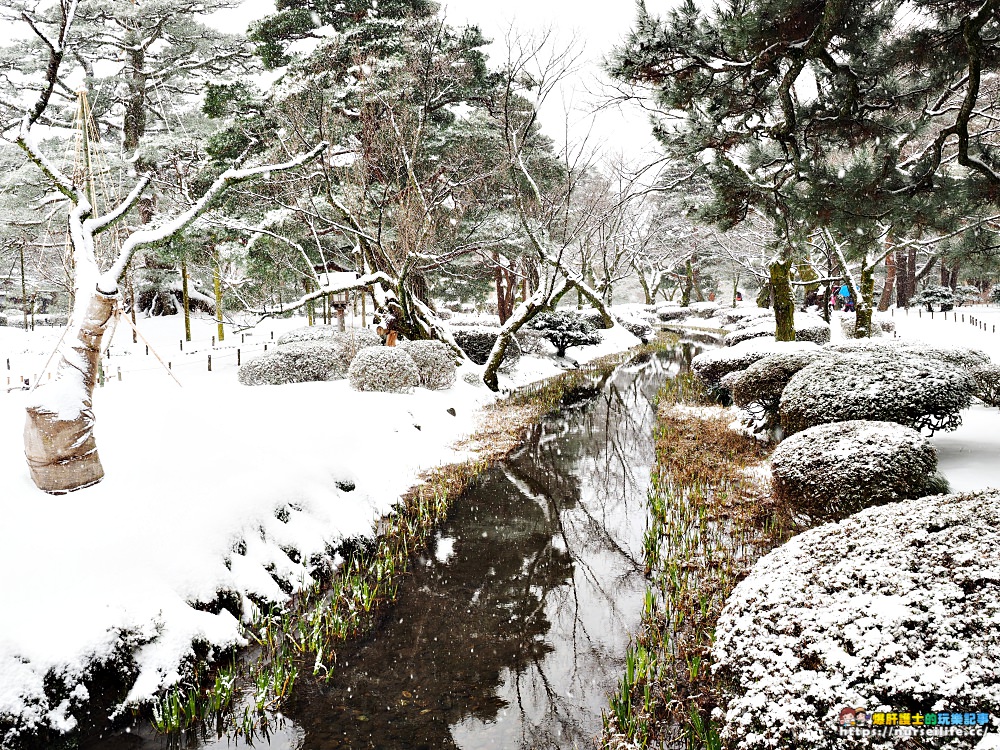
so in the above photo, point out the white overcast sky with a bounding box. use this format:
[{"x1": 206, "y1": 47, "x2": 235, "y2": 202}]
[{"x1": 213, "y1": 0, "x2": 682, "y2": 168}]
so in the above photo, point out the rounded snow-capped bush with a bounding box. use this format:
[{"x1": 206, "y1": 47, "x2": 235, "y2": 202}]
[
  {"x1": 397, "y1": 339, "x2": 456, "y2": 390},
  {"x1": 619, "y1": 316, "x2": 654, "y2": 342},
  {"x1": 691, "y1": 339, "x2": 820, "y2": 389},
  {"x1": 578, "y1": 307, "x2": 613, "y2": 330},
  {"x1": 713, "y1": 490, "x2": 1000, "y2": 750},
  {"x1": 729, "y1": 350, "x2": 827, "y2": 411},
  {"x1": 526, "y1": 311, "x2": 601, "y2": 357},
  {"x1": 771, "y1": 420, "x2": 941, "y2": 516},
  {"x1": 451, "y1": 326, "x2": 522, "y2": 371},
  {"x1": 687, "y1": 300, "x2": 719, "y2": 317},
  {"x1": 793, "y1": 316, "x2": 831, "y2": 344},
  {"x1": 725, "y1": 314, "x2": 830, "y2": 346},
  {"x1": 970, "y1": 363, "x2": 1000, "y2": 406},
  {"x1": 347, "y1": 347, "x2": 420, "y2": 393},
  {"x1": 723, "y1": 322, "x2": 773, "y2": 346},
  {"x1": 276, "y1": 324, "x2": 341, "y2": 346},
  {"x1": 779, "y1": 350, "x2": 974, "y2": 435},
  {"x1": 515, "y1": 328, "x2": 556, "y2": 356},
  {"x1": 718, "y1": 306, "x2": 773, "y2": 326},
  {"x1": 656, "y1": 304, "x2": 689, "y2": 322},
  {"x1": 238, "y1": 341, "x2": 348, "y2": 386}
]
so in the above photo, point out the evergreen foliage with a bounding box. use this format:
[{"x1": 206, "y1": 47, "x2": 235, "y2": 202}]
[{"x1": 525, "y1": 311, "x2": 601, "y2": 358}]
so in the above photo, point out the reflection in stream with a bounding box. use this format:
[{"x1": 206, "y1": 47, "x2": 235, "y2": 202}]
[{"x1": 89, "y1": 345, "x2": 697, "y2": 750}]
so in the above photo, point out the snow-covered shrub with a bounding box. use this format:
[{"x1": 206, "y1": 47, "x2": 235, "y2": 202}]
[
  {"x1": 956, "y1": 284, "x2": 982, "y2": 305},
  {"x1": 619, "y1": 316, "x2": 654, "y2": 342},
  {"x1": 724, "y1": 322, "x2": 774, "y2": 346},
  {"x1": 688, "y1": 300, "x2": 719, "y2": 317},
  {"x1": 831, "y1": 340, "x2": 990, "y2": 373},
  {"x1": 578, "y1": 307, "x2": 612, "y2": 330},
  {"x1": 838, "y1": 313, "x2": 886, "y2": 338},
  {"x1": 656, "y1": 304, "x2": 689, "y2": 322},
  {"x1": 451, "y1": 326, "x2": 521, "y2": 370},
  {"x1": 347, "y1": 347, "x2": 420, "y2": 393},
  {"x1": 779, "y1": 350, "x2": 974, "y2": 435},
  {"x1": 713, "y1": 490, "x2": 1000, "y2": 750},
  {"x1": 691, "y1": 339, "x2": 819, "y2": 390},
  {"x1": 725, "y1": 314, "x2": 830, "y2": 346},
  {"x1": 910, "y1": 284, "x2": 955, "y2": 311},
  {"x1": 277, "y1": 325, "x2": 381, "y2": 351},
  {"x1": 971, "y1": 363, "x2": 1000, "y2": 407},
  {"x1": 770, "y1": 420, "x2": 941, "y2": 516},
  {"x1": 728, "y1": 350, "x2": 827, "y2": 430},
  {"x1": 718, "y1": 306, "x2": 773, "y2": 326},
  {"x1": 526, "y1": 311, "x2": 601, "y2": 357},
  {"x1": 515, "y1": 328, "x2": 556, "y2": 356},
  {"x1": 876, "y1": 317, "x2": 895, "y2": 334},
  {"x1": 238, "y1": 341, "x2": 347, "y2": 386},
  {"x1": 397, "y1": 340, "x2": 456, "y2": 390},
  {"x1": 793, "y1": 316, "x2": 831, "y2": 344}
]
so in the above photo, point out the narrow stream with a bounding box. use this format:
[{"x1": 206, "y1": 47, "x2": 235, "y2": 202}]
[{"x1": 91, "y1": 345, "x2": 697, "y2": 750}]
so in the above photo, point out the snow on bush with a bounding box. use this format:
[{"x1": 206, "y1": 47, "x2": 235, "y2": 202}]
[
  {"x1": 688, "y1": 300, "x2": 719, "y2": 317},
  {"x1": 578, "y1": 307, "x2": 613, "y2": 330},
  {"x1": 770, "y1": 420, "x2": 941, "y2": 516},
  {"x1": 238, "y1": 341, "x2": 348, "y2": 386},
  {"x1": 515, "y1": 328, "x2": 556, "y2": 356},
  {"x1": 728, "y1": 350, "x2": 827, "y2": 427},
  {"x1": 779, "y1": 350, "x2": 974, "y2": 435},
  {"x1": 619, "y1": 316, "x2": 654, "y2": 342},
  {"x1": 347, "y1": 347, "x2": 420, "y2": 393},
  {"x1": 397, "y1": 340, "x2": 456, "y2": 390},
  {"x1": 794, "y1": 315, "x2": 832, "y2": 344},
  {"x1": 656, "y1": 304, "x2": 689, "y2": 322},
  {"x1": 526, "y1": 311, "x2": 601, "y2": 357},
  {"x1": 724, "y1": 314, "x2": 830, "y2": 346},
  {"x1": 451, "y1": 326, "x2": 522, "y2": 371},
  {"x1": 970, "y1": 363, "x2": 1000, "y2": 407},
  {"x1": 830, "y1": 340, "x2": 990, "y2": 373},
  {"x1": 277, "y1": 325, "x2": 381, "y2": 352},
  {"x1": 718, "y1": 306, "x2": 774, "y2": 326},
  {"x1": 691, "y1": 339, "x2": 819, "y2": 389},
  {"x1": 838, "y1": 313, "x2": 885, "y2": 338},
  {"x1": 714, "y1": 490, "x2": 1000, "y2": 750}
]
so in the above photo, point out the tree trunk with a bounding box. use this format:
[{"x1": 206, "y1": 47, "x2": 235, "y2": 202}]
[
  {"x1": 681, "y1": 259, "x2": 694, "y2": 306},
  {"x1": 895, "y1": 249, "x2": 911, "y2": 307},
  {"x1": 24, "y1": 290, "x2": 116, "y2": 493},
  {"x1": 854, "y1": 262, "x2": 876, "y2": 338},
  {"x1": 214, "y1": 262, "x2": 224, "y2": 342},
  {"x1": 770, "y1": 253, "x2": 795, "y2": 341},
  {"x1": 877, "y1": 252, "x2": 896, "y2": 311},
  {"x1": 949, "y1": 263, "x2": 960, "y2": 290},
  {"x1": 181, "y1": 257, "x2": 191, "y2": 341}
]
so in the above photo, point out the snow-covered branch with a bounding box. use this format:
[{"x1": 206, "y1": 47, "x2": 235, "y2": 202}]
[{"x1": 99, "y1": 142, "x2": 329, "y2": 291}]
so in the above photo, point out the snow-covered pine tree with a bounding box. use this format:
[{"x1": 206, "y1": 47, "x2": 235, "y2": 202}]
[{"x1": 610, "y1": 0, "x2": 1000, "y2": 338}]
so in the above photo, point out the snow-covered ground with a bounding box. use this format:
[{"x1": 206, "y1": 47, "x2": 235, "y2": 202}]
[{"x1": 0, "y1": 311, "x2": 638, "y2": 737}]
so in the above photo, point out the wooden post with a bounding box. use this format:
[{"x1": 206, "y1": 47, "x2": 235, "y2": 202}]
[
  {"x1": 237, "y1": 349, "x2": 241, "y2": 366},
  {"x1": 117, "y1": 367, "x2": 121, "y2": 382},
  {"x1": 208, "y1": 355, "x2": 212, "y2": 372}
]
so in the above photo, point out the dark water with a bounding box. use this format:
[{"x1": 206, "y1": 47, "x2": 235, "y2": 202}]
[{"x1": 92, "y1": 347, "x2": 695, "y2": 750}]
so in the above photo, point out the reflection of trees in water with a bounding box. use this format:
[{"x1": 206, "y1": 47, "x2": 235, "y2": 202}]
[
  {"x1": 283, "y1": 467, "x2": 573, "y2": 749},
  {"x1": 466, "y1": 357, "x2": 669, "y2": 749},
  {"x1": 280, "y1": 352, "x2": 676, "y2": 750}
]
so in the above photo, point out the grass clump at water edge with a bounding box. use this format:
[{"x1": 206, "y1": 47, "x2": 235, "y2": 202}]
[{"x1": 602, "y1": 372, "x2": 802, "y2": 750}]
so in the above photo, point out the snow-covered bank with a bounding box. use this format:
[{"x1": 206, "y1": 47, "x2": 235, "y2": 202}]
[{"x1": 0, "y1": 313, "x2": 640, "y2": 741}]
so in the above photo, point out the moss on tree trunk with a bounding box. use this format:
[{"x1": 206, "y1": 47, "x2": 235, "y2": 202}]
[
  {"x1": 770, "y1": 254, "x2": 795, "y2": 341},
  {"x1": 854, "y1": 262, "x2": 876, "y2": 338}
]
